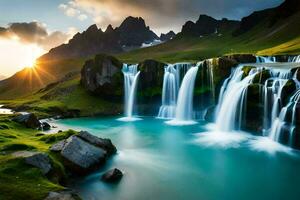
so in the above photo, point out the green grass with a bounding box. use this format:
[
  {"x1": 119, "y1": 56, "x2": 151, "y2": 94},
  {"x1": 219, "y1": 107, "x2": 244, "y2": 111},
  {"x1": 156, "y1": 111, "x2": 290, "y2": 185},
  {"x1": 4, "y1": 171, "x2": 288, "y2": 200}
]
[
  {"x1": 118, "y1": 13, "x2": 300, "y2": 63},
  {"x1": 0, "y1": 115, "x2": 79, "y2": 200},
  {"x1": 0, "y1": 76, "x2": 122, "y2": 118}
]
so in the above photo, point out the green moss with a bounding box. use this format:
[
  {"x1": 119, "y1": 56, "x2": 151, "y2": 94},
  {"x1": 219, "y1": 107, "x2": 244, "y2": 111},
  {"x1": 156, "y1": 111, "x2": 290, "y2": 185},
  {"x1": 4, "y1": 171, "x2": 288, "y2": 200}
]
[
  {"x1": 0, "y1": 143, "x2": 37, "y2": 152},
  {"x1": 39, "y1": 130, "x2": 77, "y2": 144},
  {"x1": 242, "y1": 66, "x2": 256, "y2": 78}
]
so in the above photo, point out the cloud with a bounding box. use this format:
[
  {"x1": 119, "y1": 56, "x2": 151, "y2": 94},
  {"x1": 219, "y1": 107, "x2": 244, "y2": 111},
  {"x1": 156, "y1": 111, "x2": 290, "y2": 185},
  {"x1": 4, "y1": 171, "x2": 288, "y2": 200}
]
[
  {"x1": 0, "y1": 22, "x2": 73, "y2": 51},
  {"x1": 59, "y1": 2, "x2": 88, "y2": 21},
  {"x1": 68, "y1": 0, "x2": 283, "y2": 33}
]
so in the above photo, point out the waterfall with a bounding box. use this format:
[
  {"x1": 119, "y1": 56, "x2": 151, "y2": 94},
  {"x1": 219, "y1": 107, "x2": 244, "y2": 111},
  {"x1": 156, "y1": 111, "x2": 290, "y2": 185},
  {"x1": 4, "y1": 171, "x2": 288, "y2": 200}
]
[
  {"x1": 157, "y1": 63, "x2": 191, "y2": 119},
  {"x1": 256, "y1": 56, "x2": 276, "y2": 63},
  {"x1": 119, "y1": 64, "x2": 141, "y2": 121},
  {"x1": 166, "y1": 66, "x2": 199, "y2": 125},
  {"x1": 288, "y1": 55, "x2": 300, "y2": 63},
  {"x1": 269, "y1": 89, "x2": 300, "y2": 144},
  {"x1": 206, "y1": 59, "x2": 215, "y2": 102},
  {"x1": 215, "y1": 65, "x2": 259, "y2": 131}
]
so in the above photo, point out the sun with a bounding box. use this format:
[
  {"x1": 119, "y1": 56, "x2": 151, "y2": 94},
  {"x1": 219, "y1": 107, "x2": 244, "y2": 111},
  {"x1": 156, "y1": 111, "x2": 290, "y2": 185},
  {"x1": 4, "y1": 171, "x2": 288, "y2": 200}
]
[{"x1": 23, "y1": 45, "x2": 44, "y2": 68}]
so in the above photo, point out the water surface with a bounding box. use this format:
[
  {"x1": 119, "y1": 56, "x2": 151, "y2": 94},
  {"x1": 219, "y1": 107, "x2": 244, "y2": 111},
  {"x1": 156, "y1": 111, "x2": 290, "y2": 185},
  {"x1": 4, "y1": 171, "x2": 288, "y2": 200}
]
[{"x1": 53, "y1": 117, "x2": 300, "y2": 200}]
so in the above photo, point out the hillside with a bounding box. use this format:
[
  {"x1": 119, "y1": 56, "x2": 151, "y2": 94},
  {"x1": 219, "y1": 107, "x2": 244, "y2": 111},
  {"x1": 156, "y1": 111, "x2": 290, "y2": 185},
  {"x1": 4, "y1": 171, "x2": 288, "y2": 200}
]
[
  {"x1": 0, "y1": 0, "x2": 299, "y2": 100},
  {"x1": 118, "y1": 0, "x2": 300, "y2": 63}
]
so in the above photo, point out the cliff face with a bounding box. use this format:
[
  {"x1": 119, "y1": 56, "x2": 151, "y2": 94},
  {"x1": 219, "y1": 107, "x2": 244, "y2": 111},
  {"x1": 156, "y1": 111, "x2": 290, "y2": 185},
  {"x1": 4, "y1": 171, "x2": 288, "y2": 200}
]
[{"x1": 41, "y1": 17, "x2": 159, "y2": 61}]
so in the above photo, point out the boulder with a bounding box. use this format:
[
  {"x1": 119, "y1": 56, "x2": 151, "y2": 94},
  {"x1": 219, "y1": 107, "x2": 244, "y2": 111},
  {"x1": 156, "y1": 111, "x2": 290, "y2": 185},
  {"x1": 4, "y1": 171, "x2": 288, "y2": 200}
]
[
  {"x1": 101, "y1": 168, "x2": 123, "y2": 183},
  {"x1": 80, "y1": 54, "x2": 123, "y2": 100},
  {"x1": 78, "y1": 131, "x2": 117, "y2": 155},
  {"x1": 12, "y1": 113, "x2": 41, "y2": 129},
  {"x1": 41, "y1": 122, "x2": 51, "y2": 131},
  {"x1": 44, "y1": 191, "x2": 80, "y2": 200},
  {"x1": 24, "y1": 152, "x2": 52, "y2": 175},
  {"x1": 50, "y1": 140, "x2": 67, "y2": 152},
  {"x1": 61, "y1": 136, "x2": 107, "y2": 172}
]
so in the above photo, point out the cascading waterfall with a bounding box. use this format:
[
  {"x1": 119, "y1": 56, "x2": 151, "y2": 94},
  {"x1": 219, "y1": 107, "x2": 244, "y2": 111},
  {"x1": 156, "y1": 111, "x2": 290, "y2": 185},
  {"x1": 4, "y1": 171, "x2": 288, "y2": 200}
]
[
  {"x1": 118, "y1": 64, "x2": 141, "y2": 121},
  {"x1": 269, "y1": 89, "x2": 300, "y2": 145},
  {"x1": 215, "y1": 65, "x2": 260, "y2": 131},
  {"x1": 166, "y1": 66, "x2": 199, "y2": 125},
  {"x1": 256, "y1": 56, "x2": 276, "y2": 63},
  {"x1": 288, "y1": 55, "x2": 300, "y2": 63},
  {"x1": 157, "y1": 63, "x2": 191, "y2": 119}
]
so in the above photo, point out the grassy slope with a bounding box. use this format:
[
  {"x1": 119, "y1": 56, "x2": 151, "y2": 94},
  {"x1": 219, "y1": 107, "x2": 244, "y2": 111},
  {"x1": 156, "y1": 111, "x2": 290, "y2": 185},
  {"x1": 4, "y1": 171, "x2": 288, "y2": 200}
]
[
  {"x1": 0, "y1": 114, "x2": 80, "y2": 200},
  {"x1": 0, "y1": 58, "x2": 87, "y2": 100},
  {"x1": 118, "y1": 13, "x2": 300, "y2": 63},
  {"x1": 0, "y1": 75, "x2": 122, "y2": 118}
]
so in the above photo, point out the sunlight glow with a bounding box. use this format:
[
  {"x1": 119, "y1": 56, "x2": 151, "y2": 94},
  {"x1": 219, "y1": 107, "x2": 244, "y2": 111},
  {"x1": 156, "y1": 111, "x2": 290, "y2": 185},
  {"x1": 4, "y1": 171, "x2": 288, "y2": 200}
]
[{"x1": 0, "y1": 38, "x2": 45, "y2": 76}]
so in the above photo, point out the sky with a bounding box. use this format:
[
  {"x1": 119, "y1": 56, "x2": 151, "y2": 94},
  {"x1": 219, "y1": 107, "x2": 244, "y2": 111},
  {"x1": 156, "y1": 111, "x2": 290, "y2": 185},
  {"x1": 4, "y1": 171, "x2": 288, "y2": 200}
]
[{"x1": 0, "y1": 0, "x2": 283, "y2": 77}]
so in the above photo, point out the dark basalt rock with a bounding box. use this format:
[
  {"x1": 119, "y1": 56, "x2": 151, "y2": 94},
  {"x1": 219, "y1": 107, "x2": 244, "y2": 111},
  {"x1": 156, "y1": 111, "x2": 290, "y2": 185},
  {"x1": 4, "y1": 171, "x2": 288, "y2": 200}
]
[
  {"x1": 281, "y1": 79, "x2": 297, "y2": 106},
  {"x1": 225, "y1": 54, "x2": 257, "y2": 63},
  {"x1": 80, "y1": 54, "x2": 123, "y2": 101},
  {"x1": 78, "y1": 131, "x2": 117, "y2": 155},
  {"x1": 41, "y1": 122, "x2": 51, "y2": 131},
  {"x1": 137, "y1": 59, "x2": 166, "y2": 114},
  {"x1": 12, "y1": 113, "x2": 41, "y2": 129},
  {"x1": 252, "y1": 70, "x2": 271, "y2": 84},
  {"x1": 101, "y1": 168, "x2": 123, "y2": 183},
  {"x1": 50, "y1": 140, "x2": 67, "y2": 152},
  {"x1": 24, "y1": 152, "x2": 52, "y2": 175},
  {"x1": 243, "y1": 84, "x2": 264, "y2": 134}
]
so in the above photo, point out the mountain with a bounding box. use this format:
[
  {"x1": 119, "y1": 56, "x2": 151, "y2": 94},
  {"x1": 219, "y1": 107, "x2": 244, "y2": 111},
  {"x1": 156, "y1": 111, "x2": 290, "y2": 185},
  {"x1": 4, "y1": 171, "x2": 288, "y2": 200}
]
[
  {"x1": 160, "y1": 31, "x2": 176, "y2": 41},
  {"x1": 180, "y1": 15, "x2": 239, "y2": 37},
  {"x1": 1, "y1": 0, "x2": 300, "y2": 100},
  {"x1": 0, "y1": 75, "x2": 6, "y2": 81},
  {"x1": 233, "y1": 0, "x2": 300, "y2": 36},
  {"x1": 119, "y1": 0, "x2": 300, "y2": 63},
  {"x1": 41, "y1": 16, "x2": 159, "y2": 61}
]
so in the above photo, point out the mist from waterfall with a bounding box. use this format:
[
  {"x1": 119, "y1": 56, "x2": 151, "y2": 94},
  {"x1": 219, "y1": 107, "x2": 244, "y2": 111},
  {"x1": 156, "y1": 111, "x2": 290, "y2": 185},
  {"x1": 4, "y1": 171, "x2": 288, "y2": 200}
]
[
  {"x1": 157, "y1": 63, "x2": 191, "y2": 119},
  {"x1": 166, "y1": 65, "x2": 199, "y2": 125},
  {"x1": 118, "y1": 64, "x2": 141, "y2": 121}
]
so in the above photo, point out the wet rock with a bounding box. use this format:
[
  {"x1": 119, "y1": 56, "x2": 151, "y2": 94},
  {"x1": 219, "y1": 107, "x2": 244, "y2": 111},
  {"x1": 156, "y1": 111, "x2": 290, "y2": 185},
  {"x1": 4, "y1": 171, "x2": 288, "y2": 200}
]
[
  {"x1": 41, "y1": 122, "x2": 51, "y2": 131},
  {"x1": 44, "y1": 191, "x2": 80, "y2": 200},
  {"x1": 243, "y1": 84, "x2": 264, "y2": 134},
  {"x1": 252, "y1": 69, "x2": 271, "y2": 84},
  {"x1": 101, "y1": 168, "x2": 123, "y2": 183},
  {"x1": 241, "y1": 66, "x2": 255, "y2": 78},
  {"x1": 24, "y1": 152, "x2": 52, "y2": 175},
  {"x1": 281, "y1": 79, "x2": 297, "y2": 106},
  {"x1": 12, "y1": 113, "x2": 41, "y2": 129},
  {"x1": 50, "y1": 140, "x2": 67, "y2": 152},
  {"x1": 78, "y1": 131, "x2": 117, "y2": 155},
  {"x1": 204, "y1": 106, "x2": 216, "y2": 122},
  {"x1": 61, "y1": 136, "x2": 107, "y2": 172},
  {"x1": 225, "y1": 54, "x2": 256, "y2": 63},
  {"x1": 80, "y1": 54, "x2": 123, "y2": 100}
]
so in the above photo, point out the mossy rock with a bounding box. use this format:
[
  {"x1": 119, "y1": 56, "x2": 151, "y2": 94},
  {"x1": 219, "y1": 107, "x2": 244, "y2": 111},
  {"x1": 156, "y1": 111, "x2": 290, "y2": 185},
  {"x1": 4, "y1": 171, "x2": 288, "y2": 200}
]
[
  {"x1": 252, "y1": 69, "x2": 271, "y2": 84},
  {"x1": 241, "y1": 66, "x2": 255, "y2": 79}
]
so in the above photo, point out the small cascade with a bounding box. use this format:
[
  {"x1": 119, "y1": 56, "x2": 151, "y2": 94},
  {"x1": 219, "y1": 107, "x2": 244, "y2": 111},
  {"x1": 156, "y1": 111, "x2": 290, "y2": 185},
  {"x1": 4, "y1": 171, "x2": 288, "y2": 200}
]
[
  {"x1": 215, "y1": 65, "x2": 259, "y2": 131},
  {"x1": 288, "y1": 55, "x2": 300, "y2": 63},
  {"x1": 166, "y1": 66, "x2": 199, "y2": 125},
  {"x1": 119, "y1": 64, "x2": 141, "y2": 121},
  {"x1": 206, "y1": 59, "x2": 215, "y2": 102},
  {"x1": 269, "y1": 89, "x2": 300, "y2": 145},
  {"x1": 157, "y1": 63, "x2": 191, "y2": 119},
  {"x1": 256, "y1": 56, "x2": 276, "y2": 63}
]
